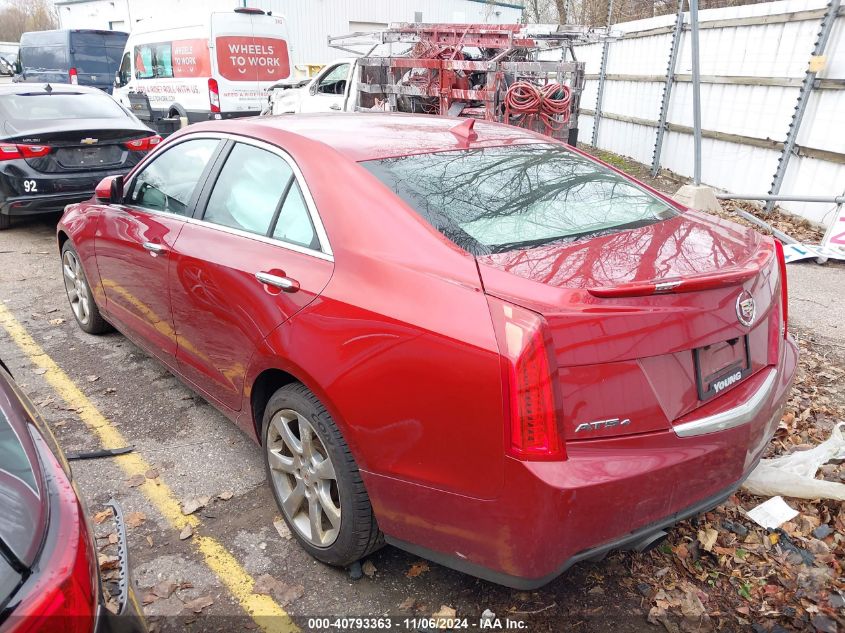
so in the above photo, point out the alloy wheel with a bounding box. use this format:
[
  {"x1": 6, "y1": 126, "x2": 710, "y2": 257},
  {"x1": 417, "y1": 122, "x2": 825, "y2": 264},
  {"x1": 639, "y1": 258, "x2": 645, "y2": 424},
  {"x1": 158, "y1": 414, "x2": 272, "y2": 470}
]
[
  {"x1": 267, "y1": 409, "x2": 341, "y2": 547},
  {"x1": 62, "y1": 250, "x2": 91, "y2": 326}
]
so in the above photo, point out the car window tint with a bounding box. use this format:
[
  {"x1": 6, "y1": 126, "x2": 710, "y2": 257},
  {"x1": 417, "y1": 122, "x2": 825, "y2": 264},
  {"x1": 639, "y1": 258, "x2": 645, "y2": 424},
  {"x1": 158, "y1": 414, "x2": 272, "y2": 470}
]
[
  {"x1": 316, "y1": 64, "x2": 349, "y2": 94},
  {"x1": 362, "y1": 144, "x2": 679, "y2": 255},
  {"x1": 203, "y1": 143, "x2": 292, "y2": 236},
  {"x1": 272, "y1": 181, "x2": 318, "y2": 249},
  {"x1": 128, "y1": 139, "x2": 218, "y2": 215},
  {"x1": 0, "y1": 92, "x2": 128, "y2": 121}
]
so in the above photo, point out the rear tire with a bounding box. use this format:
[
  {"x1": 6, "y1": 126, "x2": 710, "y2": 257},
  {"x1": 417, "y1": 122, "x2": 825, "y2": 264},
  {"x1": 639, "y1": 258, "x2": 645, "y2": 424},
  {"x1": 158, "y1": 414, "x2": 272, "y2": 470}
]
[
  {"x1": 262, "y1": 383, "x2": 383, "y2": 566},
  {"x1": 60, "y1": 241, "x2": 112, "y2": 334}
]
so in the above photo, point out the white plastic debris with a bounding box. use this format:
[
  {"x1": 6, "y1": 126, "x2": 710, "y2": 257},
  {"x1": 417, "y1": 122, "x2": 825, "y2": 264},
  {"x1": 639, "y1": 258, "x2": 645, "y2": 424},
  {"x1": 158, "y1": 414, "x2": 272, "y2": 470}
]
[
  {"x1": 742, "y1": 423, "x2": 845, "y2": 501},
  {"x1": 746, "y1": 496, "x2": 798, "y2": 529}
]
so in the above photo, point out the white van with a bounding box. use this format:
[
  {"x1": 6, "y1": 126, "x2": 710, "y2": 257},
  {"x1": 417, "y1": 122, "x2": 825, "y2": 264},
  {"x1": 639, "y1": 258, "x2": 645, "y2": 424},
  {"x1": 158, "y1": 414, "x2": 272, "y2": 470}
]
[{"x1": 114, "y1": 7, "x2": 290, "y2": 122}]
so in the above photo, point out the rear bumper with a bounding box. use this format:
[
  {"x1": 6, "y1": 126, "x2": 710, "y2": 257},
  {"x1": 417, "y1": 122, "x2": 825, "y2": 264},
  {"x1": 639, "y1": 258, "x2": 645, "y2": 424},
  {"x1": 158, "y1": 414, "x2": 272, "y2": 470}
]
[
  {"x1": 365, "y1": 334, "x2": 798, "y2": 588},
  {"x1": 1, "y1": 191, "x2": 92, "y2": 216}
]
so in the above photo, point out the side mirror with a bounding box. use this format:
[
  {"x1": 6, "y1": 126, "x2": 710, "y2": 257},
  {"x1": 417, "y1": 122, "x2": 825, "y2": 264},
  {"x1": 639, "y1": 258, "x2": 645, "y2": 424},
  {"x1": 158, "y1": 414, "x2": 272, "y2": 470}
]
[
  {"x1": 309, "y1": 81, "x2": 318, "y2": 96},
  {"x1": 114, "y1": 71, "x2": 123, "y2": 88},
  {"x1": 95, "y1": 175, "x2": 124, "y2": 203}
]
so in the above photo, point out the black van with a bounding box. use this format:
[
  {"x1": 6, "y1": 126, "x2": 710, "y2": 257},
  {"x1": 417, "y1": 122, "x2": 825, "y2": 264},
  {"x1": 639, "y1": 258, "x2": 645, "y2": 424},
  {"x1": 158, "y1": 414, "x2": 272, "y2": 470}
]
[{"x1": 17, "y1": 29, "x2": 128, "y2": 93}]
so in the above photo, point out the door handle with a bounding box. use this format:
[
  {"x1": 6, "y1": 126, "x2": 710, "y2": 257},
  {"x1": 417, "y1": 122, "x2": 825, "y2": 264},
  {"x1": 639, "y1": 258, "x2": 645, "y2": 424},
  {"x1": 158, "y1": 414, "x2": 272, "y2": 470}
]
[
  {"x1": 329, "y1": 103, "x2": 342, "y2": 111},
  {"x1": 255, "y1": 271, "x2": 300, "y2": 293},
  {"x1": 142, "y1": 242, "x2": 166, "y2": 255}
]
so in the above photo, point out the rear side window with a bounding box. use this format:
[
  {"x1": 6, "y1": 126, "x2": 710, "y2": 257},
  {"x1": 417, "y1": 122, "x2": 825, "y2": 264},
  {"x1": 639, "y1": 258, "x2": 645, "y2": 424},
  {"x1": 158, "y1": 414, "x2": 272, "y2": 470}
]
[
  {"x1": 203, "y1": 143, "x2": 292, "y2": 236},
  {"x1": 202, "y1": 143, "x2": 319, "y2": 250},
  {"x1": 128, "y1": 139, "x2": 219, "y2": 215},
  {"x1": 0, "y1": 92, "x2": 128, "y2": 120},
  {"x1": 134, "y1": 43, "x2": 173, "y2": 79},
  {"x1": 362, "y1": 144, "x2": 679, "y2": 255}
]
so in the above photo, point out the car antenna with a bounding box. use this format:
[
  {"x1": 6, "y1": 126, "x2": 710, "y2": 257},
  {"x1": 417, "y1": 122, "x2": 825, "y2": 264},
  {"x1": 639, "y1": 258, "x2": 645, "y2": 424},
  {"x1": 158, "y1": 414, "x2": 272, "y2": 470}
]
[{"x1": 450, "y1": 118, "x2": 478, "y2": 142}]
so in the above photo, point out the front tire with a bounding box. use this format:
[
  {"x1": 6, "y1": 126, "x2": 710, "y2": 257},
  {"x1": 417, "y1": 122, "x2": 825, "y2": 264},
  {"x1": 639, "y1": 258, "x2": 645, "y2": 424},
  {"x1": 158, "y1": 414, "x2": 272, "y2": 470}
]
[
  {"x1": 61, "y1": 241, "x2": 111, "y2": 334},
  {"x1": 263, "y1": 383, "x2": 383, "y2": 566}
]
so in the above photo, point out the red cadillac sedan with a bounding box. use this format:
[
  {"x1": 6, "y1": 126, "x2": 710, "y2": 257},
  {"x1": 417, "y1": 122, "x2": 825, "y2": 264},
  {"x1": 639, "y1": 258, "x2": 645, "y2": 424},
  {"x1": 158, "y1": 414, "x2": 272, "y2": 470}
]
[{"x1": 56, "y1": 113, "x2": 797, "y2": 589}]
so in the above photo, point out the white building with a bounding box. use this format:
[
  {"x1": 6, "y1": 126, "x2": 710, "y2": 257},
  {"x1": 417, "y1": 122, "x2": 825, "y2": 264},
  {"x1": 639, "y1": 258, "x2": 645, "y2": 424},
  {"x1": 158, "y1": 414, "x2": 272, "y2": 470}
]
[{"x1": 54, "y1": 0, "x2": 525, "y2": 65}]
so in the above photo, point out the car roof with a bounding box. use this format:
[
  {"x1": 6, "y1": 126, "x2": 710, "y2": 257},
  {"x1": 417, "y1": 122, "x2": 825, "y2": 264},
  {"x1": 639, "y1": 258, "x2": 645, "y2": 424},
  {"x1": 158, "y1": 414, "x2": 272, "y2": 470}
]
[
  {"x1": 208, "y1": 112, "x2": 551, "y2": 162},
  {"x1": 0, "y1": 83, "x2": 107, "y2": 96}
]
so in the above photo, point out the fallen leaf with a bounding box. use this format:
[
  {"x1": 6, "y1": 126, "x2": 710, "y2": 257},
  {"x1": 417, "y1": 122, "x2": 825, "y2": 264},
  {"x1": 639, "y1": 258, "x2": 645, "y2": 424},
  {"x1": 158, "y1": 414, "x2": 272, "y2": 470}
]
[
  {"x1": 406, "y1": 561, "x2": 430, "y2": 578},
  {"x1": 98, "y1": 554, "x2": 120, "y2": 571},
  {"x1": 126, "y1": 474, "x2": 145, "y2": 487},
  {"x1": 32, "y1": 367, "x2": 47, "y2": 375},
  {"x1": 145, "y1": 468, "x2": 159, "y2": 479},
  {"x1": 86, "y1": 375, "x2": 99, "y2": 382},
  {"x1": 93, "y1": 508, "x2": 113, "y2": 524},
  {"x1": 146, "y1": 536, "x2": 154, "y2": 547},
  {"x1": 142, "y1": 592, "x2": 158, "y2": 605},
  {"x1": 125, "y1": 511, "x2": 145, "y2": 528},
  {"x1": 398, "y1": 597, "x2": 416, "y2": 611},
  {"x1": 152, "y1": 580, "x2": 178, "y2": 599},
  {"x1": 179, "y1": 524, "x2": 194, "y2": 540},
  {"x1": 108, "y1": 533, "x2": 119, "y2": 545},
  {"x1": 362, "y1": 560, "x2": 377, "y2": 577},
  {"x1": 181, "y1": 497, "x2": 206, "y2": 515},
  {"x1": 218, "y1": 490, "x2": 234, "y2": 500},
  {"x1": 432, "y1": 605, "x2": 457, "y2": 626},
  {"x1": 252, "y1": 574, "x2": 303, "y2": 606},
  {"x1": 273, "y1": 517, "x2": 292, "y2": 540},
  {"x1": 183, "y1": 595, "x2": 214, "y2": 614},
  {"x1": 698, "y1": 527, "x2": 718, "y2": 552}
]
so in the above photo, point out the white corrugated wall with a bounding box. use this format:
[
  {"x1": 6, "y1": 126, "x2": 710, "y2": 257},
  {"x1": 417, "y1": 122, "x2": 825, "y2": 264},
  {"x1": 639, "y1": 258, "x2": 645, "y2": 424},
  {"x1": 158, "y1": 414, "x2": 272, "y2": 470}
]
[{"x1": 576, "y1": 0, "x2": 845, "y2": 226}]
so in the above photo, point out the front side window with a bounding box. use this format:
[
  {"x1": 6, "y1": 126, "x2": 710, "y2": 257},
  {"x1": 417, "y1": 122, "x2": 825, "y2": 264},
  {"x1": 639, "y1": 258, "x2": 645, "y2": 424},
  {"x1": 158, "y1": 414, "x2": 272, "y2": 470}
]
[
  {"x1": 362, "y1": 144, "x2": 679, "y2": 255},
  {"x1": 316, "y1": 64, "x2": 349, "y2": 95},
  {"x1": 118, "y1": 52, "x2": 131, "y2": 84},
  {"x1": 127, "y1": 138, "x2": 219, "y2": 215}
]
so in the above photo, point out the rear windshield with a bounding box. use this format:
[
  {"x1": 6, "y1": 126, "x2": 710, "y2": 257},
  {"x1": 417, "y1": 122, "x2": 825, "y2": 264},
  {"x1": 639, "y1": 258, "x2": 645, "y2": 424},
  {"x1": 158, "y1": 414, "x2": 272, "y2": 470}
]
[
  {"x1": 20, "y1": 45, "x2": 67, "y2": 71},
  {"x1": 362, "y1": 144, "x2": 678, "y2": 255},
  {"x1": 0, "y1": 92, "x2": 128, "y2": 120}
]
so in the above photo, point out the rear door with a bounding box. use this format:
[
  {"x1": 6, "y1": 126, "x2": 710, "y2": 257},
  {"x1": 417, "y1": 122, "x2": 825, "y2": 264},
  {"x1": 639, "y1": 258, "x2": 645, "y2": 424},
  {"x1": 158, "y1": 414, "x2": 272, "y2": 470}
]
[
  {"x1": 70, "y1": 31, "x2": 128, "y2": 92},
  {"x1": 211, "y1": 11, "x2": 290, "y2": 115},
  {"x1": 95, "y1": 136, "x2": 223, "y2": 362},
  {"x1": 169, "y1": 138, "x2": 333, "y2": 410},
  {"x1": 19, "y1": 31, "x2": 69, "y2": 84}
]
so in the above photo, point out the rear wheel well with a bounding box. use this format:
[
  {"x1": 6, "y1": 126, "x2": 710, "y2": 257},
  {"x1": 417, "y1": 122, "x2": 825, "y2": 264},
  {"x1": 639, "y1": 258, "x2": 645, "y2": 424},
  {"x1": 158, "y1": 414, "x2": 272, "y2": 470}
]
[
  {"x1": 251, "y1": 369, "x2": 299, "y2": 443},
  {"x1": 57, "y1": 230, "x2": 69, "y2": 252}
]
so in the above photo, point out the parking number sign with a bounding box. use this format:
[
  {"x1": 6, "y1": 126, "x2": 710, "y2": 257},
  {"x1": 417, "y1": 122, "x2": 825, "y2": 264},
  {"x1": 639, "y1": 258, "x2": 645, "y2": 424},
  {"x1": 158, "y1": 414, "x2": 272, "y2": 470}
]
[{"x1": 215, "y1": 36, "x2": 290, "y2": 81}]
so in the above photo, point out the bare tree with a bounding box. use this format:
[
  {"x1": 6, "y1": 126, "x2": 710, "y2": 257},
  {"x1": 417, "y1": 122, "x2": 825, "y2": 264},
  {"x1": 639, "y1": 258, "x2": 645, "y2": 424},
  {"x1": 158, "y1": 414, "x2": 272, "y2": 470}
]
[
  {"x1": 523, "y1": 0, "x2": 773, "y2": 26},
  {"x1": 0, "y1": 0, "x2": 58, "y2": 42}
]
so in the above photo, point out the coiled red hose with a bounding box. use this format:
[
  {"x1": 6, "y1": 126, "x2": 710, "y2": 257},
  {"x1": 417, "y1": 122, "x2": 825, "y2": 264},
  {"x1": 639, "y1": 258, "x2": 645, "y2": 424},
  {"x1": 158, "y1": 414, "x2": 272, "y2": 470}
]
[{"x1": 504, "y1": 81, "x2": 572, "y2": 135}]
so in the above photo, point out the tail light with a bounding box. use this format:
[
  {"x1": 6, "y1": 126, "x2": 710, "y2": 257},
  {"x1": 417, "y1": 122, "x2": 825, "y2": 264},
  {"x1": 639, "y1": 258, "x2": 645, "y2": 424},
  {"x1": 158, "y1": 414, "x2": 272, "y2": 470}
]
[
  {"x1": 0, "y1": 143, "x2": 52, "y2": 161},
  {"x1": 69, "y1": 67, "x2": 78, "y2": 84},
  {"x1": 487, "y1": 296, "x2": 564, "y2": 461},
  {"x1": 774, "y1": 239, "x2": 788, "y2": 338},
  {"x1": 208, "y1": 78, "x2": 221, "y2": 113},
  {"x1": 6, "y1": 449, "x2": 97, "y2": 633},
  {"x1": 124, "y1": 134, "x2": 163, "y2": 151}
]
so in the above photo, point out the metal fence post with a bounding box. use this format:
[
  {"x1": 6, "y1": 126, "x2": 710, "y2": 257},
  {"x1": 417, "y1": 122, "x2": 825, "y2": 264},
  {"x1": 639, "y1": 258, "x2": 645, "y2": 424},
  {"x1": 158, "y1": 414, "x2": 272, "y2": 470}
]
[
  {"x1": 766, "y1": 0, "x2": 841, "y2": 211},
  {"x1": 651, "y1": 0, "x2": 685, "y2": 177},
  {"x1": 590, "y1": 0, "x2": 614, "y2": 147},
  {"x1": 689, "y1": 0, "x2": 702, "y2": 185}
]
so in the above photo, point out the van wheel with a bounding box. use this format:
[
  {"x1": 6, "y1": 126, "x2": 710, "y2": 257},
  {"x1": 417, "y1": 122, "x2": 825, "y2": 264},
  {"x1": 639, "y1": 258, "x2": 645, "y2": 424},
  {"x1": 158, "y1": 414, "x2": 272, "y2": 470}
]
[{"x1": 262, "y1": 383, "x2": 383, "y2": 566}]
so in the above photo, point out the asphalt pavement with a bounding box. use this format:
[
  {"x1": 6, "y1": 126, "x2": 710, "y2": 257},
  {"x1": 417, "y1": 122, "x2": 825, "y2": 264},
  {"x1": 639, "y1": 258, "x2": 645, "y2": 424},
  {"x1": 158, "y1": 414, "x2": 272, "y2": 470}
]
[{"x1": 0, "y1": 215, "x2": 656, "y2": 632}]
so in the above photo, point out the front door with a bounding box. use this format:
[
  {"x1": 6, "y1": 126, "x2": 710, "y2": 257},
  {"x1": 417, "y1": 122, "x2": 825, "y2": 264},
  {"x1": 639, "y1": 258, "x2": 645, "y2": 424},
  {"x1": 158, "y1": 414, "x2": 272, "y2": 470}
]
[
  {"x1": 169, "y1": 139, "x2": 334, "y2": 410},
  {"x1": 300, "y1": 63, "x2": 351, "y2": 113},
  {"x1": 95, "y1": 137, "x2": 222, "y2": 362}
]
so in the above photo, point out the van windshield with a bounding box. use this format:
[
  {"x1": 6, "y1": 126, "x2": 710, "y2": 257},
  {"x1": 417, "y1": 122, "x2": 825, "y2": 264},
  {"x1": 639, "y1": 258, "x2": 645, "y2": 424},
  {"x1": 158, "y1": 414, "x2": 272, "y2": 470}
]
[{"x1": 362, "y1": 144, "x2": 678, "y2": 255}]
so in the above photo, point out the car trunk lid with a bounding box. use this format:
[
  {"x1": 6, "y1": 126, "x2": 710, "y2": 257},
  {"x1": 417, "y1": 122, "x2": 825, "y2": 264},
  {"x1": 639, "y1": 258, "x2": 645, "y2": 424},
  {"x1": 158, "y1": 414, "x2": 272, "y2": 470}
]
[
  {"x1": 3, "y1": 119, "x2": 152, "y2": 172},
  {"x1": 476, "y1": 211, "x2": 781, "y2": 441}
]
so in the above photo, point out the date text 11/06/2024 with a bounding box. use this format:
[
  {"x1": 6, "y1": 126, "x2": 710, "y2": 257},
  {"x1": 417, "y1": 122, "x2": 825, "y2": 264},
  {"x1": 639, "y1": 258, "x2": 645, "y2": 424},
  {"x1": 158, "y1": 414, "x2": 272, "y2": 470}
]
[{"x1": 307, "y1": 617, "x2": 529, "y2": 630}]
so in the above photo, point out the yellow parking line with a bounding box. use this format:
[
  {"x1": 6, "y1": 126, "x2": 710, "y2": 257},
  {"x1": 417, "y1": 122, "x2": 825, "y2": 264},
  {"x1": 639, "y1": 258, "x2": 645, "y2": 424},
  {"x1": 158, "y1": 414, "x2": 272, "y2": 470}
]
[{"x1": 0, "y1": 302, "x2": 298, "y2": 633}]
